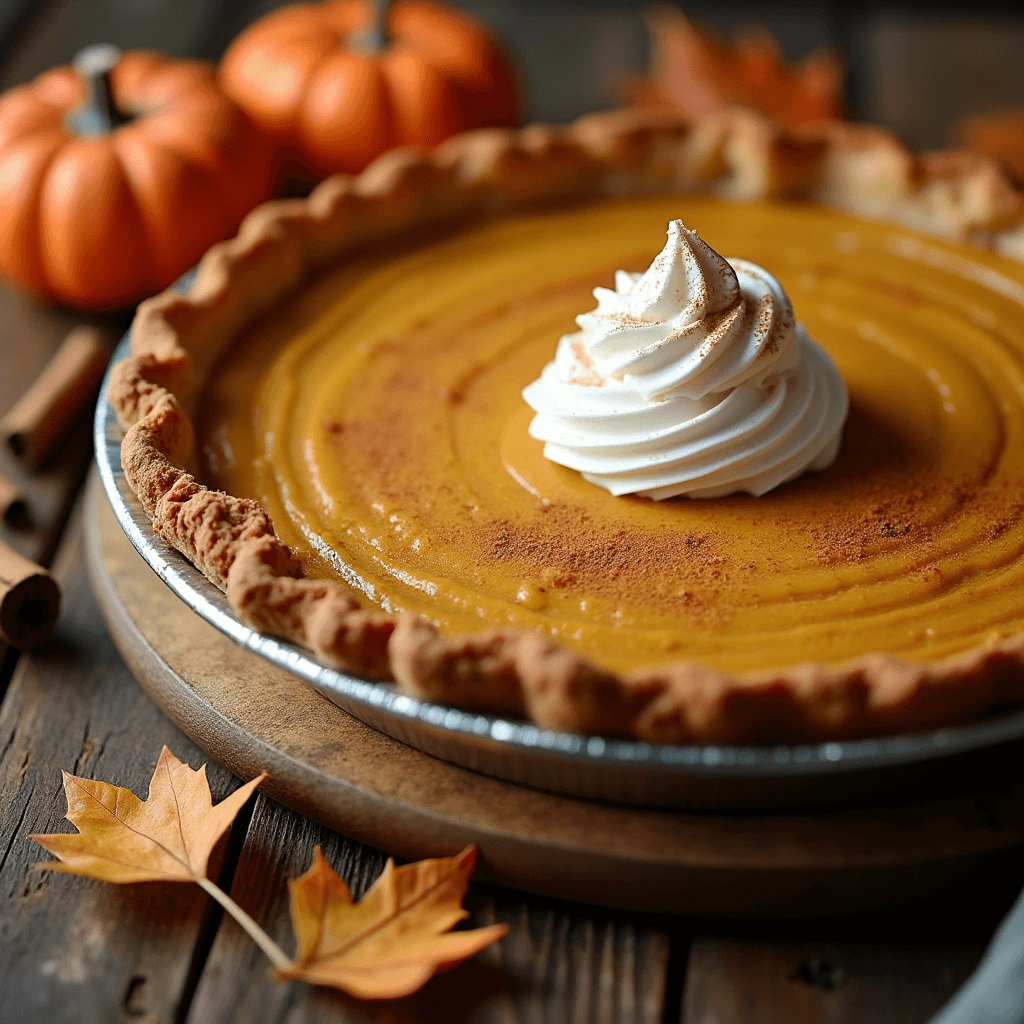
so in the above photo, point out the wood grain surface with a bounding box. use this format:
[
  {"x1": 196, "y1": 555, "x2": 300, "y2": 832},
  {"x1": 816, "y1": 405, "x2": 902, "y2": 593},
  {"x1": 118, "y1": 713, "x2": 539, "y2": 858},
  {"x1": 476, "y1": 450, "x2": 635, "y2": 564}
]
[
  {"x1": 682, "y1": 939, "x2": 980, "y2": 1024},
  {"x1": 187, "y1": 797, "x2": 671, "y2": 1023}
]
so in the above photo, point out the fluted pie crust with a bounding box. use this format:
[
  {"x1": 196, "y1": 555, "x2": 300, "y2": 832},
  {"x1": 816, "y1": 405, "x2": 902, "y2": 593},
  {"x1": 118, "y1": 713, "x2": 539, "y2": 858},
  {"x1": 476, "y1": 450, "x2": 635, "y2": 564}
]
[{"x1": 109, "y1": 107, "x2": 1024, "y2": 745}]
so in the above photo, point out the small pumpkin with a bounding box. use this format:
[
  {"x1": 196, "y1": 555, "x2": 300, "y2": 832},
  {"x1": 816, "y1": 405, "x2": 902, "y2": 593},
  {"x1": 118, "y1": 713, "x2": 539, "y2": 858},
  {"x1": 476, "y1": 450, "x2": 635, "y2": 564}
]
[
  {"x1": 0, "y1": 45, "x2": 275, "y2": 310},
  {"x1": 220, "y1": 0, "x2": 519, "y2": 177}
]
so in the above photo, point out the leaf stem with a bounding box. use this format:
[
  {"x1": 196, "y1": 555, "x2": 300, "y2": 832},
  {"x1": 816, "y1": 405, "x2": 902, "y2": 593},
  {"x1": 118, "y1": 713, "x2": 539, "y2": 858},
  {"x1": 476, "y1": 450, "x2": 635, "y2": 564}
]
[{"x1": 197, "y1": 876, "x2": 292, "y2": 971}]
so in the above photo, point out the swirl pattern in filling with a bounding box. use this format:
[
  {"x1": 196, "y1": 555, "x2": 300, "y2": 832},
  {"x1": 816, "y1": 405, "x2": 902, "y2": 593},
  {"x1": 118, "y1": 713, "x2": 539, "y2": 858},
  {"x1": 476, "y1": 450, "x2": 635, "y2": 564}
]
[{"x1": 198, "y1": 196, "x2": 1024, "y2": 675}]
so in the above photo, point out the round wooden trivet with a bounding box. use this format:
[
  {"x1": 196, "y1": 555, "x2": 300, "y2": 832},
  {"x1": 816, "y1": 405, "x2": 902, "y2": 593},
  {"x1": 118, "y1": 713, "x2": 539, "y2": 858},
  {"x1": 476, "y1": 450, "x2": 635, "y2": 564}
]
[{"x1": 85, "y1": 474, "x2": 1024, "y2": 917}]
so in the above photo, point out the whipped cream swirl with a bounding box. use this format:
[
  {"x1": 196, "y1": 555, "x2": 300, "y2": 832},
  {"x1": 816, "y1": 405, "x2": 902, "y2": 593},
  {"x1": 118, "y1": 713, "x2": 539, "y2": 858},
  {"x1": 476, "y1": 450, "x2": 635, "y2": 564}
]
[{"x1": 522, "y1": 221, "x2": 848, "y2": 499}]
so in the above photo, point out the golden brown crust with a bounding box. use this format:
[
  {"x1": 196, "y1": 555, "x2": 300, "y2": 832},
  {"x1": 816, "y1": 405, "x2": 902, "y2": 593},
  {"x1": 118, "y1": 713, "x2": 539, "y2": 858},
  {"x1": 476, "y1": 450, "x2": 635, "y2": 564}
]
[
  {"x1": 569, "y1": 107, "x2": 690, "y2": 171},
  {"x1": 227, "y1": 538, "x2": 394, "y2": 680},
  {"x1": 390, "y1": 615, "x2": 1024, "y2": 744},
  {"x1": 111, "y1": 107, "x2": 1024, "y2": 744},
  {"x1": 907, "y1": 149, "x2": 1024, "y2": 241},
  {"x1": 801, "y1": 121, "x2": 919, "y2": 217},
  {"x1": 683, "y1": 106, "x2": 828, "y2": 199}
]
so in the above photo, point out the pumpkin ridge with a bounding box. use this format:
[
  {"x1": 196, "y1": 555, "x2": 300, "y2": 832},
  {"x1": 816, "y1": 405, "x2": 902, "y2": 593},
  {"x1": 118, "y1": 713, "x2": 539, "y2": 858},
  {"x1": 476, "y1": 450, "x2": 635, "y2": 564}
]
[
  {"x1": 380, "y1": 47, "x2": 465, "y2": 150},
  {"x1": 0, "y1": 134, "x2": 64, "y2": 299},
  {"x1": 115, "y1": 130, "x2": 193, "y2": 293},
  {"x1": 111, "y1": 147, "x2": 164, "y2": 298},
  {"x1": 35, "y1": 143, "x2": 122, "y2": 306},
  {"x1": 300, "y1": 50, "x2": 393, "y2": 174},
  {"x1": 0, "y1": 86, "x2": 69, "y2": 149},
  {"x1": 223, "y1": 23, "x2": 339, "y2": 140},
  {"x1": 113, "y1": 51, "x2": 215, "y2": 115},
  {"x1": 322, "y1": 0, "x2": 367, "y2": 38},
  {"x1": 134, "y1": 96, "x2": 237, "y2": 186},
  {"x1": 114, "y1": 129, "x2": 231, "y2": 288}
]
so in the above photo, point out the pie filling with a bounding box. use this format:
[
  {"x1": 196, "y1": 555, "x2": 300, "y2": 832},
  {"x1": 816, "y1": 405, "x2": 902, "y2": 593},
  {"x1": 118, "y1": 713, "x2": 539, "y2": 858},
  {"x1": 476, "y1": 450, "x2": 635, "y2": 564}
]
[{"x1": 199, "y1": 195, "x2": 1024, "y2": 675}]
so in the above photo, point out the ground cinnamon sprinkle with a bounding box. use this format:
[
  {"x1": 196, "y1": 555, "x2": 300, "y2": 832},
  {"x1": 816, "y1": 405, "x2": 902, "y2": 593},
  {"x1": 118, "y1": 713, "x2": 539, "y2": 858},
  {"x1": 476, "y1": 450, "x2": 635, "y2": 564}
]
[
  {"x1": 806, "y1": 479, "x2": 1024, "y2": 566},
  {"x1": 754, "y1": 294, "x2": 781, "y2": 359},
  {"x1": 983, "y1": 498, "x2": 1024, "y2": 542},
  {"x1": 476, "y1": 503, "x2": 732, "y2": 611},
  {"x1": 807, "y1": 486, "x2": 939, "y2": 564},
  {"x1": 567, "y1": 339, "x2": 604, "y2": 387}
]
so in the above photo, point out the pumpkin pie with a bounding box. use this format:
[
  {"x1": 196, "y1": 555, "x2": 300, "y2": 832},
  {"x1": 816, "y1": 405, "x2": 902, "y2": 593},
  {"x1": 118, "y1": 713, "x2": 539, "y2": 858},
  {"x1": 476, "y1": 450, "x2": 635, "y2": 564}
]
[{"x1": 109, "y1": 107, "x2": 1024, "y2": 744}]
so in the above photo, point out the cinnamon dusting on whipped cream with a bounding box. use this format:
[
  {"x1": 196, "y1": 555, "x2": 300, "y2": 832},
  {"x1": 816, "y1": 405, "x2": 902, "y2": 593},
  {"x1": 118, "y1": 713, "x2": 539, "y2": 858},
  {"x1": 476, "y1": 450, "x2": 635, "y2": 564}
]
[{"x1": 522, "y1": 220, "x2": 849, "y2": 499}]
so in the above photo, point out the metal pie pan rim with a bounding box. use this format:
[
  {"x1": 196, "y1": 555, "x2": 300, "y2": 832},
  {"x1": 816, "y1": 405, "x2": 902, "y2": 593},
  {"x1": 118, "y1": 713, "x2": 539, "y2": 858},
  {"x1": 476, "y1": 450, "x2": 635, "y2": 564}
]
[{"x1": 95, "y1": 333, "x2": 1024, "y2": 781}]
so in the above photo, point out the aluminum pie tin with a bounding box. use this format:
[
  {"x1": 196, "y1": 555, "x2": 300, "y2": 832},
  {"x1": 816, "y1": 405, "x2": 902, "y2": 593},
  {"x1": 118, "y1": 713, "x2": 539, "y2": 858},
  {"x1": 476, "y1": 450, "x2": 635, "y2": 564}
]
[{"x1": 95, "y1": 332, "x2": 1024, "y2": 809}]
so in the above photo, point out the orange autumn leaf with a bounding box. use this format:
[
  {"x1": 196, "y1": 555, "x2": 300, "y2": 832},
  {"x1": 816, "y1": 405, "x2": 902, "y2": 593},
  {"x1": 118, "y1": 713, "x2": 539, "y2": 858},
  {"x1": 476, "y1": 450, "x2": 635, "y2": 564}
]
[
  {"x1": 29, "y1": 745, "x2": 502, "y2": 1001},
  {"x1": 631, "y1": 7, "x2": 844, "y2": 129},
  {"x1": 278, "y1": 844, "x2": 508, "y2": 999},
  {"x1": 30, "y1": 746, "x2": 265, "y2": 883}
]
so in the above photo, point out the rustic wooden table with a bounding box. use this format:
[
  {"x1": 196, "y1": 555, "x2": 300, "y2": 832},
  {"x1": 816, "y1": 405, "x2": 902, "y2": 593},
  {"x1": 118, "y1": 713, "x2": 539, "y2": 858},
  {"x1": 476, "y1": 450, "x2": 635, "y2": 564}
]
[{"x1": 2, "y1": 2, "x2": 1024, "y2": 1021}]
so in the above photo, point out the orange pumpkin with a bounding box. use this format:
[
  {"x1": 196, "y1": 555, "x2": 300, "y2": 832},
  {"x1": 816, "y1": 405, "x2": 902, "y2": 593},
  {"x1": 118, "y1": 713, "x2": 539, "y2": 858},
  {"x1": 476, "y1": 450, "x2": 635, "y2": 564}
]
[
  {"x1": 220, "y1": 0, "x2": 519, "y2": 176},
  {"x1": 0, "y1": 46, "x2": 275, "y2": 310}
]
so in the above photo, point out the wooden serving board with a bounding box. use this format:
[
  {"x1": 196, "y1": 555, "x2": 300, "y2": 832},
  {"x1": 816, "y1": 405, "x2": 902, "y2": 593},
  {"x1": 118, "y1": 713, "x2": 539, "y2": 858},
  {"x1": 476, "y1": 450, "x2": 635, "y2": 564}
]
[{"x1": 85, "y1": 474, "x2": 1024, "y2": 917}]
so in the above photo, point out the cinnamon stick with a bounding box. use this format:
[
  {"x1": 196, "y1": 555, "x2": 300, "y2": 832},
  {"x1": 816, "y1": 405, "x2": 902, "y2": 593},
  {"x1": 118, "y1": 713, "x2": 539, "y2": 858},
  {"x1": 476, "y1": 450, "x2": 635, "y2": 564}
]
[
  {"x1": 0, "y1": 540, "x2": 60, "y2": 648},
  {"x1": 0, "y1": 473, "x2": 26, "y2": 525},
  {"x1": 1, "y1": 326, "x2": 109, "y2": 469}
]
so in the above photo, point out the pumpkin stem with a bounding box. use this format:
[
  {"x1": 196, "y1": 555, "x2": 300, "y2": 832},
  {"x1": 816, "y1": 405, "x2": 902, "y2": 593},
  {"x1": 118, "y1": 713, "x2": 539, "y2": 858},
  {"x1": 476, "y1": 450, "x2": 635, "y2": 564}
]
[
  {"x1": 351, "y1": 0, "x2": 390, "y2": 54},
  {"x1": 68, "y1": 44, "x2": 129, "y2": 136}
]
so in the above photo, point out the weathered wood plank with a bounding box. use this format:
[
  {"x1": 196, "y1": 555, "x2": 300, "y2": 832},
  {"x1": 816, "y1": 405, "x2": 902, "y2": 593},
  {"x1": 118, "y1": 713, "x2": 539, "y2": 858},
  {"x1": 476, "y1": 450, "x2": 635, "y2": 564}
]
[
  {"x1": 466, "y1": 889, "x2": 670, "y2": 1024},
  {"x1": 680, "y1": 849, "x2": 1024, "y2": 1024},
  {"x1": 681, "y1": 939, "x2": 981, "y2": 1024},
  {"x1": 0, "y1": 502, "x2": 254, "y2": 1024},
  {"x1": 187, "y1": 794, "x2": 671, "y2": 1024}
]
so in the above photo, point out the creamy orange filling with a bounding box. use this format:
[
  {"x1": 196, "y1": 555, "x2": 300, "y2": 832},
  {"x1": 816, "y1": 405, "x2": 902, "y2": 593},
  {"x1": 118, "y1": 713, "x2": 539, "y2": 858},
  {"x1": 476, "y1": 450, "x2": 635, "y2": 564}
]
[{"x1": 199, "y1": 196, "x2": 1024, "y2": 674}]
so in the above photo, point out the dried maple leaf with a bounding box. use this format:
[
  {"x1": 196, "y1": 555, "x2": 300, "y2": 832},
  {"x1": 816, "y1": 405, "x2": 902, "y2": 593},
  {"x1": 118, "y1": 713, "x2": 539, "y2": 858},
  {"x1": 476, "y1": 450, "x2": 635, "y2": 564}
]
[
  {"x1": 30, "y1": 746, "x2": 502, "y2": 999},
  {"x1": 630, "y1": 7, "x2": 844, "y2": 128},
  {"x1": 31, "y1": 746, "x2": 265, "y2": 883},
  {"x1": 278, "y1": 844, "x2": 508, "y2": 999}
]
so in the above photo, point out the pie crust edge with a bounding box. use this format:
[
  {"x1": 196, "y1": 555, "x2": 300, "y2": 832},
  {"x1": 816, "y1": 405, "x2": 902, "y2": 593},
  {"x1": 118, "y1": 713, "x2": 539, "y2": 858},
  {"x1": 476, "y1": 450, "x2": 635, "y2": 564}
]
[{"x1": 108, "y1": 106, "x2": 1024, "y2": 745}]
